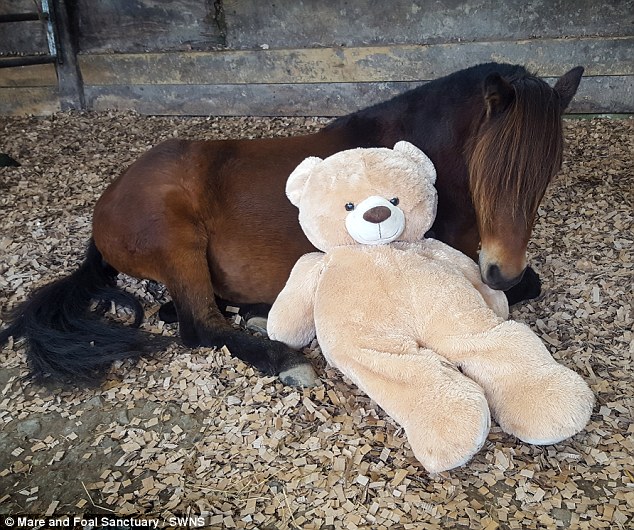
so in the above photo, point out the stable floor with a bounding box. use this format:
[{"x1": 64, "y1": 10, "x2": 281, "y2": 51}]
[{"x1": 0, "y1": 113, "x2": 632, "y2": 529}]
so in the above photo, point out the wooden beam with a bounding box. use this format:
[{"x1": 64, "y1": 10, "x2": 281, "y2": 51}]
[
  {"x1": 73, "y1": 0, "x2": 226, "y2": 53},
  {"x1": 0, "y1": 87, "x2": 60, "y2": 115},
  {"x1": 52, "y1": 0, "x2": 85, "y2": 111},
  {"x1": 82, "y1": 76, "x2": 633, "y2": 116},
  {"x1": 0, "y1": 19, "x2": 48, "y2": 55},
  {"x1": 78, "y1": 37, "x2": 633, "y2": 86},
  {"x1": 0, "y1": 63, "x2": 57, "y2": 87},
  {"x1": 223, "y1": 0, "x2": 632, "y2": 50}
]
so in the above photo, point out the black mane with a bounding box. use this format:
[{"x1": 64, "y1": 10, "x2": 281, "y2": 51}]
[{"x1": 326, "y1": 62, "x2": 531, "y2": 131}]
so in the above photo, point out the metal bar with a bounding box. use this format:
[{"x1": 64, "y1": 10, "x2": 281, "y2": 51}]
[
  {"x1": 0, "y1": 13, "x2": 43, "y2": 23},
  {"x1": 41, "y1": 0, "x2": 58, "y2": 60},
  {"x1": 0, "y1": 55, "x2": 57, "y2": 68}
]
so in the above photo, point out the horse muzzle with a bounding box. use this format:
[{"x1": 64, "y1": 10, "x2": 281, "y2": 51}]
[
  {"x1": 480, "y1": 261, "x2": 526, "y2": 291},
  {"x1": 478, "y1": 241, "x2": 527, "y2": 291},
  {"x1": 478, "y1": 240, "x2": 528, "y2": 291}
]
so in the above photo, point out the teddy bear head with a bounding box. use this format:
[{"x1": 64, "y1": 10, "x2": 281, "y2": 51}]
[{"x1": 286, "y1": 141, "x2": 438, "y2": 252}]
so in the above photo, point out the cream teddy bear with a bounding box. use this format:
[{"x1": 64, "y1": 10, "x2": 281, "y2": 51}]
[{"x1": 267, "y1": 141, "x2": 594, "y2": 473}]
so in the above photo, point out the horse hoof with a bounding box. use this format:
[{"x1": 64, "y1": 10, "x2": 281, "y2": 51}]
[
  {"x1": 246, "y1": 316, "x2": 268, "y2": 336},
  {"x1": 279, "y1": 364, "x2": 320, "y2": 387}
]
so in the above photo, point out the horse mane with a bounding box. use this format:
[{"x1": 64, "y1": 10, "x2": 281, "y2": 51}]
[{"x1": 468, "y1": 73, "x2": 564, "y2": 231}]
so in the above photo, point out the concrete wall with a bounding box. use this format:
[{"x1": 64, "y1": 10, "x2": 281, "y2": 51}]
[{"x1": 1, "y1": 0, "x2": 632, "y2": 116}]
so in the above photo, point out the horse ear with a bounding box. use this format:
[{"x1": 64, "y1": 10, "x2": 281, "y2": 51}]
[
  {"x1": 286, "y1": 156, "x2": 322, "y2": 206},
  {"x1": 393, "y1": 141, "x2": 436, "y2": 184},
  {"x1": 483, "y1": 73, "x2": 515, "y2": 117},
  {"x1": 553, "y1": 66, "x2": 584, "y2": 111}
]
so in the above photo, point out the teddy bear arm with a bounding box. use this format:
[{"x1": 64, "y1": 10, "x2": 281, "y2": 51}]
[
  {"x1": 422, "y1": 239, "x2": 509, "y2": 319},
  {"x1": 267, "y1": 252, "x2": 324, "y2": 350}
]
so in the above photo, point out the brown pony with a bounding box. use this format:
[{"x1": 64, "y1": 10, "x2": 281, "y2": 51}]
[{"x1": 0, "y1": 62, "x2": 583, "y2": 386}]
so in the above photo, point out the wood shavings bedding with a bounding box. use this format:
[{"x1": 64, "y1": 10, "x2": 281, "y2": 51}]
[{"x1": 0, "y1": 112, "x2": 632, "y2": 529}]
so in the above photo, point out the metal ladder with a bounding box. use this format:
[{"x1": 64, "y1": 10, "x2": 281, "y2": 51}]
[{"x1": 0, "y1": 0, "x2": 59, "y2": 69}]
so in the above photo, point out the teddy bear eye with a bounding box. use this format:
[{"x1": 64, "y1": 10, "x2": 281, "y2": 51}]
[
  {"x1": 389, "y1": 197, "x2": 400, "y2": 206},
  {"x1": 345, "y1": 202, "x2": 355, "y2": 211}
]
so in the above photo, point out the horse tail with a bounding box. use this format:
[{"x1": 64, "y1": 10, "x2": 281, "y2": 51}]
[{"x1": 0, "y1": 239, "x2": 171, "y2": 384}]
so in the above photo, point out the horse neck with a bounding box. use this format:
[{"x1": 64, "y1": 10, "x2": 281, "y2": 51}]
[
  {"x1": 327, "y1": 63, "x2": 534, "y2": 154},
  {"x1": 326, "y1": 91, "x2": 484, "y2": 157}
]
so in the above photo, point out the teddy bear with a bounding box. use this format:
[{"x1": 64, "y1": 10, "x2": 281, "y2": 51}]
[{"x1": 267, "y1": 141, "x2": 594, "y2": 473}]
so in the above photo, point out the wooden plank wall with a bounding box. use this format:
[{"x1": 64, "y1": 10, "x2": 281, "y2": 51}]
[
  {"x1": 0, "y1": 0, "x2": 60, "y2": 114},
  {"x1": 1, "y1": 0, "x2": 632, "y2": 116}
]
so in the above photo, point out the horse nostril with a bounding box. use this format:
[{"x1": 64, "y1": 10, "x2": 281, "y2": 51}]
[
  {"x1": 483, "y1": 263, "x2": 508, "y2": 289},
  {"x1": 363, "y1": 206, "x2": 391, "y2": 224},
  {"x1": 482, "y1": 263, "x2": 525, "y2": 290},
  {"x1": 486, "y1": 264, "x2": 503, "y2": 285}
]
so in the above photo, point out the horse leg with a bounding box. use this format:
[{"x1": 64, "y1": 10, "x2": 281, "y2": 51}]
[
  {"x1": 158, "y1": 298, "x2": 271, "y2": 335},
  {"x1": 158, "y1": 301, "x2": 178, "y2": 323},
  {"x1": 160, "y1": 244, "x2": 317, "y2": 386},
  {"x1": 214, "y1": 297, "x2": 271, "y2": 335},
  {"x1": 504, "y1": 266, "x2": 541, "y2": 305}
]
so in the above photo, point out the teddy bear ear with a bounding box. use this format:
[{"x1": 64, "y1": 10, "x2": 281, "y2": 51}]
[
  {"x1": 286, "y1": 156, "x2": 323, "y2": 206},
  {"x1": 393, "y1": 141, "x2": 437, "y2": 184}
]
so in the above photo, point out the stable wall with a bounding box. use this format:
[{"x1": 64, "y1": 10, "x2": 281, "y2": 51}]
[{"x1": 1, "y1": 0, "x2": 632, "y2": 116}]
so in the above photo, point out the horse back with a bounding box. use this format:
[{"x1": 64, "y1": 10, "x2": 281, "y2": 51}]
[{"x1": 93, "y1": 130, "x2": 351, "y2": 302}]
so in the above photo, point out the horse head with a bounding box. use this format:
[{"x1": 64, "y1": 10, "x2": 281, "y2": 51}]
[{"x1": 469, "y1": 66, "x2": 584, "y2": 290}]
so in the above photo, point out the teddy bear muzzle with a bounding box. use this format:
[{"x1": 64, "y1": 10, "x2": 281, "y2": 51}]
[{"x1": 345, "y1": 195, "x2": 405, "y2": 245}]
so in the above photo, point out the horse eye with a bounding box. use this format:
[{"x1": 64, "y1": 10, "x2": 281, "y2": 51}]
[
  {"x1": 345, "y1": 202, "x2": 355, "y2": 211},
  {"x1": 389, "y1": 197, "x2": 400, "y2": 206}
]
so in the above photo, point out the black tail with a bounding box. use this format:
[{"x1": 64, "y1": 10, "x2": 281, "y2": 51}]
[{"x1": 0, "y1": 239, "x2": 172, "y2": 385}]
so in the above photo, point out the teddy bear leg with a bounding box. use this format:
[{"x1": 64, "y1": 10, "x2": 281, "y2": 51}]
[
  {"x1": 445, "y1": 320, "x2": 594, "y2": 445},
  {"x1": 329, "y1": 345, "x2": 491, "y2": 473}
]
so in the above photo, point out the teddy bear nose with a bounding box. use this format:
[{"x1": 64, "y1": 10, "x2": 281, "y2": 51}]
[{"x1": 363, "y1": 205, "x2": 392, "y2": 224}]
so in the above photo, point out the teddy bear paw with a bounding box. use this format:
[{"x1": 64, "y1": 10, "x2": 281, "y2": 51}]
[
  {"x1": 492, "y1": 367, "x2": 594, "y2": 445},
  {"x1": 408, "y1": 390, "x2": 491, "y2": 473}
]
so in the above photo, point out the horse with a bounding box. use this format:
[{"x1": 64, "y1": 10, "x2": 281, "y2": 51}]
[{"x1": 0, "y1": 62, "x2": 583, "y2": 387}]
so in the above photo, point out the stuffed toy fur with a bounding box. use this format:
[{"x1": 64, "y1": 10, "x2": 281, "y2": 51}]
[{"x1": 267, "y1": 141, "x2": 594, "y2": 473}]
